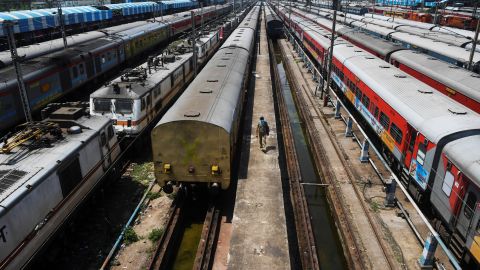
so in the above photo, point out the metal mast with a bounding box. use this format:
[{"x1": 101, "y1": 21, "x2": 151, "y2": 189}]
[
  {"x1": 5, "y1": 21, "x2": 33, "y2": 123},
  {"x1": 56, "y1": 0, "x2": 68, "y2": 49},
  {"x1": 191, "y1": 11, "x2": 197, "y2": 76},
  {"x1": 468, "y1": 10, "x2": 480, "y2": 71},
  {"x1": 323, "y1": 0, "x2": 338, "y2": 106}
]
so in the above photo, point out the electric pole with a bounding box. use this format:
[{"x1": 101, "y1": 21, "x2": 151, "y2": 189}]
[
  {"x1": 5, "y1": 21, "x2": 33, "y2": 123},
  {"x1": 56, "y1": 0, "x2": 67, "y2": 48},
  {"x1": 323, "y1": 0, "x2": 338, "y2": 107},
  {"x1": 191, "y1": 11, "x2": 197, "y2": 76},
  {"x1": 468, "y1": 10, "x2": 479, "y2": 71}
]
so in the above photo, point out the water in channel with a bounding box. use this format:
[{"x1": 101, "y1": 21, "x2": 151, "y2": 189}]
[{"x1": 273, "y1": 42, "x2": 347, "y2": 270}]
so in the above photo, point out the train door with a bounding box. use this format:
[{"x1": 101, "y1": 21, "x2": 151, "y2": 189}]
[
  {"x1": 99, "y1": 127, "x2": 113, "y2": 171},
  {"x1": 86, "y1": 54, "x2": 95, "y2": 78},
  {"x1": 145, "y1": 94, "x2": 152, "y2": 123},
  {"x1": 404, "y1": 127, "x2": 417, "y2": 169},
  {"x1": 456, "y1": 186, "x2": 480, "y2": 239}
]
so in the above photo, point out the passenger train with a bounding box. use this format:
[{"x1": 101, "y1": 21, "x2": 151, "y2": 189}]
[
  {"x1": 278, "y1": 5, "x2": 480, "y2": 114},
  {"x1": 0, "y1": 105, "x2": 121, "y2": 270},
  {"x1": 277, "y1": 6, "x2": 480, "y2": 267},
  {"x1": 89, "y1": 10, "x2": 247, "y2": 137},
  {"x1": 151, "y1": 2, "x2": 261, "y2": 194},
  {"x1": 0, "y1": 4, "x2": 233, "y2": 135}
]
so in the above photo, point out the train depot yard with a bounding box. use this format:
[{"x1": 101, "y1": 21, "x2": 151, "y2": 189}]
[{"x1": 2, "y1": 0, "x2": 480, "y2": 270}]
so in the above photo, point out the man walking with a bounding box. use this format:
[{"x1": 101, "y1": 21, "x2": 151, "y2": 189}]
[{"x1": 256, "y1": 116, "x2": 270, "y2": 149}]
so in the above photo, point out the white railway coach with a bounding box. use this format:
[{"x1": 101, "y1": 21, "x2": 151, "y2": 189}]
[{"x1": 0, "y1": 106, "x2": 121, "y2": 270}]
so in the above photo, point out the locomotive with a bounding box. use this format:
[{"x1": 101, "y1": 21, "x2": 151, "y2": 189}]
[
  {"x1": 0, "y1": 105, "x2": 121, "y2": 270},
  {"x1": 151, "y1": 2, "x2": 261, "y2": 194}
]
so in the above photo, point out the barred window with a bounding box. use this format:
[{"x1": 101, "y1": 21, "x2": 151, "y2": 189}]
[
  {"x1": 362, "y1": 95, "x2": 370, "y2": 110},
  {"x1": 379, "y1": 112, "x2": 390, "y2": 130},
  {"x1": 390, "y1": 122, "x2": 403, "y2": 144}
]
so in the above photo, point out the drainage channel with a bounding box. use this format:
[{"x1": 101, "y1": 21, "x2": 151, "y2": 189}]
[{"x1": 272, "y1": 40, "x2": 347, "y2": 270}]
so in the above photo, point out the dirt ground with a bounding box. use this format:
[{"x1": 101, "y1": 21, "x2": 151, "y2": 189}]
[{"x1": 110, "y1": 184, "x2": 173, "y2": 270}]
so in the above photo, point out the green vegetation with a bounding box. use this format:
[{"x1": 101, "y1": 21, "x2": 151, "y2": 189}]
[
  {"x1": 131, "y1": 162, "x2": 154, "y2": 186},
  {"x1": 124, "y1": 227, "x2": 139, "y2": 245},
  {"x1": 148, "y1": 228, "x2": 164, "y2": 243},
  {"x1": 370, "y1": 201, "x2": 381, "y2": 212},
  {"x1": 146, "y1": 191, "x2": 161, "y2": 200}
]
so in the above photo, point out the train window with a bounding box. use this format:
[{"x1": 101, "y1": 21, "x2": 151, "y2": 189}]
[
  {"x1": 115, "y1": 99, "x2": 133, "y2": 114},
  {"x1": 101, "y1": 132, "x2": 107, "y2": 146},
  {"x1": 72, "y1": 66, "x2": 78, "y2": 78},
  {"x1": 408, "y1": 131, "x2": 417, "y2": 152},
  {"x1": 416, "y1": 143, "x2": 426, "y2": 166},
  {"x1": 141, "y1": 98, "x2": 146, "y2": 111},
  {"x1": 464, "y1": 192, "x2": 477, "y2": 220},
  {"x1": 107, "y1": 125, "x2": 114, "y2": 140},
  {"x1": 362, "y1": 95, "x2": 370, "y2": 110},
  {"x1": 58, "y1": 156, "x2": 82, "y2": 197},
  {"x1": 79, "y1": 64, "x2": 84, "y2": 75},
  {"x1": 93, "y1": 99, "x2": 111, "y2": 112},
  {"x1": 390, "y1": 123, "x2": 403, "y2": 144},
  {"x1": 379, "y1": 112, "x2": 390, "y2": 130},
  {"x1": 107, "y1": 52, "x2": 112, "y2": 61},
  {"x1": 442, "y1": 169, "x2": 454, "y2": 197},
  {"x1": 101, "y1": 55, "x2": 106, "y2": 64}
]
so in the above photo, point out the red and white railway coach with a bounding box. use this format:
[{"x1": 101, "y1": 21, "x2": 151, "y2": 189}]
[{"x1": 283, "y1": 11, "x2": 480, "y2": 264}]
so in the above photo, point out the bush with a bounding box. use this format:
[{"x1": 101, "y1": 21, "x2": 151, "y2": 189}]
[
  {"x1": 148, "y1": 228, "x2": 164, "y2": 243},
  {"x1": 146, "y1": 191, "x2": 161, "y2": 200},
  {"x1": 124, "y1": 227, "x2": 139, "y2": 245}
]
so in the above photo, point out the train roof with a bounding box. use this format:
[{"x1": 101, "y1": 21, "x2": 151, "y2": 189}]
[
  {"x1": 221, "y1": 27, "x2": 255, "y2": 51},
  {"x1": 390, "y1": 50, "x2": 480, "y2": 104},
  {"x1": 91, "y1": 52, "x2": 192, "y2": 100},
  {"x1": 444, "y1": 135, "x2": 480, "y2": 185},
  {"x1": 351, "y1": 20, "x2": 396, "y2": 36},
  {"x1": 333, "y1": 43, "x2": 480, "y2": 142},
  {"x1": 157, "y1": 46, "x2": 250, "y2": 132},
  {"x1": 337, "y1": 27, "x2": 405, "y2": 57},
  {"x1": 389, "y1": 31, "x2": 480, "y2": 65},
  {"x1": 0, "y1": 111, "x2": 110, "y2": 211}
]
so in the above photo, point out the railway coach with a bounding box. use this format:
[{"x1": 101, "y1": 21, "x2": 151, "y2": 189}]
[
  {"x1": 284, "y1": 12, "x2": 480, "y2": 266},
  {"x1": 151, "y1": 3, "x2": 260, "y2": 194}
]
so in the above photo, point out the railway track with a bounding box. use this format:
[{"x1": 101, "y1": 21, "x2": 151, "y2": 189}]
[
  {"x1": 277, "y1": 39, "x2": 397, "y2": 270},
  {"x1": 268, "y1": 38, "x2": 319, "y2": 270},
  {"x1": 147, "y1": 196, "x2": 221, "y2": 270}
]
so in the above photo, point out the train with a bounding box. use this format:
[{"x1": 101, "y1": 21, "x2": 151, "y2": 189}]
[
  {"x1": 151, "y1": 2, "x2": 261, "y2": 195},
  {"x1": 0, "y1": 1, "x2": 216, "y2": 49},
  {"x1": 0, "y1": 104, "x2": 121, "y2": 270},
  {"x1": 281, "y1": 5, "x2": 480, "y2": 114},
  {"x1": 0, "y1": 4, "x2": 233, "y2": 135},
  {"x1": 277, "y1": 6, "x2": 480, "y2": 267},
  {"x1": 295, "y1": 5, "x2": 480, "y2": 72},
  {"x1": 265, "y1": 4, "x2": 283, "y2": 38},
  {"x1": 89, "y1": 9, "x2": 249, "y2": 137}
]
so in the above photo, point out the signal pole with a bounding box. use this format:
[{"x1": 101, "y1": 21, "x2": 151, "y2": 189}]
[{"x1": 5, "y1": 22, "x2": 33, "y2": 123}]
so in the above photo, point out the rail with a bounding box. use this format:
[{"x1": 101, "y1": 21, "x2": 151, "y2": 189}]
[
  {"x1": 268, "y1": 37, "x2": 319, "y2": 270},
  {"x1": 192, "y1": 203, "x2": 221, "y2": 270}
]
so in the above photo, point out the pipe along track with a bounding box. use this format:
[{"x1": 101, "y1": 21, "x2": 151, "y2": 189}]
[
  {"x1": 147, "y1": 193, "x2": 221, "y2": 270},
  {"x1": 277, "y1": 38, "x2": 396, "y2": 270}
]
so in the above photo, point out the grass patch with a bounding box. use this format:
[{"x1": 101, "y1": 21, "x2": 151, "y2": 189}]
[
  {"x1": 167, "y1": 192, "x2": 177, "y2": 200},
  {"x1": 124, "y1": 227, "x2": 139, "y2": 245},
  {"x1": 148, "y1": 228, "x2": 164, "y2": 243},
  {"x1": 146, "y1": 191, "x2": 161, "y2": 200},
  {"x1": 131, "y1": 162, "x2": 154, "y2": 186},
  {"x1": 370, "y1": 201, "x2": 381, "y2": 212}
]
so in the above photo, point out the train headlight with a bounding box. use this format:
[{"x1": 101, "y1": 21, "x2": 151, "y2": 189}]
[
  {"x1": 164, "y1": 163, "x2": 172, "y2": 174},
  {"x1": 211, "y1": 165, "x2": 221, "y2": 175}
]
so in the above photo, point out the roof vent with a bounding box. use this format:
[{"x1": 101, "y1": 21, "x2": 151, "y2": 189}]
[
  {"x1": 184, "y1": 111, "x2": 200, "y2": 117},
  {"x1": 365, "y1": 56, "x2": 375, "y2": 59},
  {"x1": 346, "y1": 44, "x2": 353, "y2": 47},
  {"x1": 68, "y1": 126, "x2": 82, "y2": 134},
  {"x1": 448, "y1": 107, "x2": 467, "y2": 115},
  {"x1": 199, "y1": 90, "x2": 213, "y2": 94},
  {"x1": 379, "y1": 65, "x2": 390, "y2": 68},
  {"x1": 471, "y1": 74, "x2": 480, "y2": 78},
  {"x1": 207, "y1": 79, "x2": 218, "y2": 82},
  {"x1": 417, "y1": 89, "x2": 433, "y2": 94},
  {"x1": 394, "y1": 74, "x2": 407, "y2": 78},
  {"x1": 448, "y1": 65, "x2": 461, "y2": 69},
  {"x1": 221, "y1": 58, "x2": 230, "y2": 60},
  {"x1": 427, "y1": 57, "x2": 437, "y2": 60},
  {"x1": 354, "y1": 49, "x2": 363, "y2": 52}
]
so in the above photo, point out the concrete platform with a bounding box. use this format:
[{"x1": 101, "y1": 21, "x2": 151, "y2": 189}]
[{"x1": 226, "y1": 9, "x2": 291, "y2": 270}]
